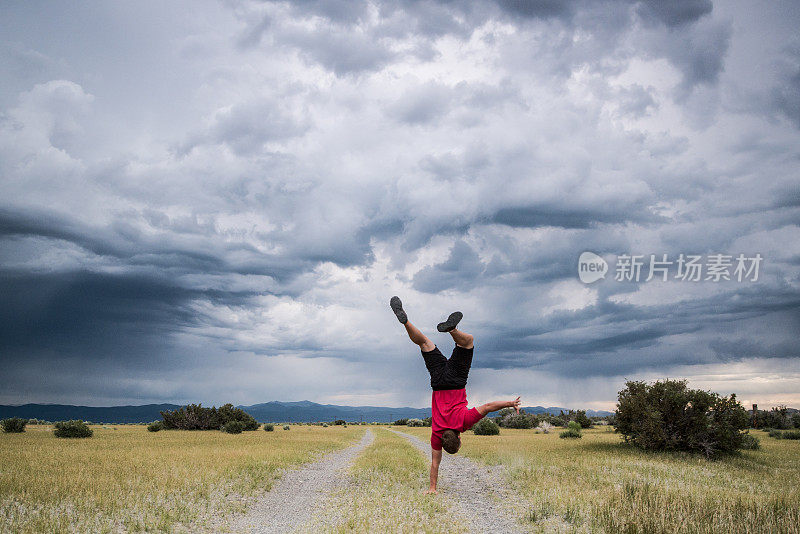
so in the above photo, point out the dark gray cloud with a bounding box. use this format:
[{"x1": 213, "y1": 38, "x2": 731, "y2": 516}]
[
  {"x1": 0, "y1": 0, "x2": 799, "y2": 408},
  {"x1": 635, "y1": 0, "x2": 713, "y2": 28},
  {"x1": 771, "y1": 45, "x2": 800, "y2": 128}
]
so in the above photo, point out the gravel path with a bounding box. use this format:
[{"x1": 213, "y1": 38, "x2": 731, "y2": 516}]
[
  {"x1": 390, "y1": 429, "x2": 528, "y2": 534},
  {"x1": 224, "y1": 429, "x2": 374, "y2": 533}
]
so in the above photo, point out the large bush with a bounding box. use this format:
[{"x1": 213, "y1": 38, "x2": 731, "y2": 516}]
[
  {"x1": 159, "y1": 403, "x2": 258, "y2": 431},
  {"x1": 407, "y1": 418, "x2": 424, "y2": 427},
  {"x1": 54, "y1": 420, "x2": 93, "y2": 438},
  {"x1": 614, "y1": 379, "x2": 750, "y2": 458},
  {"x1": 264, "y1": 423, "x2": 274, "y2": 431},
  {"x1": 472, "y1": 418, "x2": 500, "y2": 435},
  {"x1": 2, "y1": 417, "x2": 27, "y2": 433},
  {"x1": 393, "y1": 418, "x2": 409, "y2": 426},
  {"x1": 147, "y1": 421, "x2": 163, "y2": 432}
]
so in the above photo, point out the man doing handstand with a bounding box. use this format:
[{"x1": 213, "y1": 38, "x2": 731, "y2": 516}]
[{"x1": 390, "y1": 296, "x2": 521, "y2": 494}]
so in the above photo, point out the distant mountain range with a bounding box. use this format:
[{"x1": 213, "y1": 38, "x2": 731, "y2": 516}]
[{"x1": 0, "y1": 401, "x2": 613, "y2": 423}]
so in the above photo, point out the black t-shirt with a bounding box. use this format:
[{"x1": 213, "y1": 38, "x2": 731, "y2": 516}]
[{"x1": 422, "y1": 345, "x2": 474, "y2": 390}]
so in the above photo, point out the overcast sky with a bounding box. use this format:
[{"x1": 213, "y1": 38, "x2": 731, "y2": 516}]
[{"x1": 1, "y1": 0, "x2": 798, "y2": 410}]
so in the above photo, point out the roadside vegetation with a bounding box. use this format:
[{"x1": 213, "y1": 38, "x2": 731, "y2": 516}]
[{"x1": 401, "y1": 424, "x2": 799, "y2": 533}]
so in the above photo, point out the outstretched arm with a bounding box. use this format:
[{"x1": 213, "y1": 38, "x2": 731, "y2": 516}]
[
  {"x1": 426, "y1": 448, "x2": 442, "y2": 494},
  {"x1": 476, "y1": 396, "x2": 521, "y2": 416}
]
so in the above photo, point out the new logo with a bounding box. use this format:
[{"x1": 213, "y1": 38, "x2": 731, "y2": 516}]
[{"x1": 578, "y1": 252, "x2": 608, "y2": 284}]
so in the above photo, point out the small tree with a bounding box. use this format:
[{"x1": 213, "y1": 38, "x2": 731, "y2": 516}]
[
  {"x1": 147, "y1": 421, "x2": 163, "y2": 432},
  {"x1": 574, "y1": 410, "x2": 592, "y2": 429},
  {"x1": 472, "y1": 418, "x2": 500, "y2": 435},
  {"x1": 264, "y1": 423, "x2": 275, "y2": 431},
  {"x1": 393, "y1": 418, "x2": 409, "y2": 426},
  {"x1": 2, "y1": 418, "x2": 27, "y2": 433},
  {"x1": 54, "y1": 420, "x2": 93, "y2": 438}
]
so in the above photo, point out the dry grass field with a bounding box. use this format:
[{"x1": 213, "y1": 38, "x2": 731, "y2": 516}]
[
  {"x1": 403, "y1": 426, "x2": 800, "y2": 533},
  {"x1": 3, "y1": 423, "x2": 799, "y2": 533},
  {"x1": 0, "y1": 424, "x2": 362, "y2": 533},
  {"x1": 304, "y1": 428, "x2": 463, "y2": 533}
]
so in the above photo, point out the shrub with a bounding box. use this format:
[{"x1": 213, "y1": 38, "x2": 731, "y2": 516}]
[
  {"x1": 740, "y1": 433, "x2": 760, "y2": 450},
  {"x1": 614, "y1": 379, "x2": 750, "y2": 458},
  {"x1": 501, "y1": 413, "x2": 536, "y2": 429},
  {"x1": 159, "y1": 403, "x2": 258, "y2": 431},
  {"x1": 53, "y1": 420, "x2": 93, "y2": 438},
  {"x1": 322, "y1": 423, "x2": 328, "y2": 428},
  {"x1": 574, "y1": 410, "x2": 592, "y2": 429},
  {"x1": 1, "y1": 417, "x2": 27, "y2": 433},
  {"x1": 393, "y1": 418, "x2": 409, "y2": 426},
  {"x1": 264, "y1": 423, "x2": 274, "y2": 431},
  {"x1": 758, "y1": 406, "x2": 791, "y2": 430},
  {"x1": 407, "y1": 418, "x2": 424, "y2": 427},
  {"x1": 783, "y1": 430, "x2": 800, "y2": 440},
  {"x1": 793, "y1": 413, "x2": 800, "y2": 429},
  {"x1": 769, "y1": 428, "x2": 783, "y2": 439},
  {"x1": 221, "y1": 421, "x2": 244, "y2": 434},
  {"x1": 473, "y1": 418, "x2": 500, "y2": 435},
  {"x1": 537, "y1": 421, "x2": 554, "y2": 434},
  {"x1": 422, "y1": 417, "x2": 432, "y2": 427},
  {"x1": 568, "y1": 420, "x2": 582, "y2": 431},
  {"x1": 333, "y1": 419, "x2": 345, "y2": 425},
  {"x1": 27, "y1": 418, "x2": 42, "y2": 425},
  {"x1": 147, "y1": 421, "x2": 163, "y2": 432},
  {"x1": 550, "y1": 416, "x2": 567, "y2": 427},
  {"x1": 283, "y1": 425, "x2": 290, "y2": 430},
  {"x1": 560, "y1": 428, "x2": 582, "y2": 439}
]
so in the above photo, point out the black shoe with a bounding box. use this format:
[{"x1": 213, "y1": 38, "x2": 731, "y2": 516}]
[
  {"x1": 437, "y1": 311, "x2": 463, "y2": 332},
  {"x1": 390, "y1": 296, "x2": 408, "y2": 324}
]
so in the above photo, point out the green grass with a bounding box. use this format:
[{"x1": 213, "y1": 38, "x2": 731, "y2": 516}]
[
  {"x1": 403, "y1": 426, "x2": 800, "y2": 533},
  {"x1": 308, "y1": 428, "x2": 464, "y2": 533},
  {"x1": 0, "y1": 424, "x2": 363, "y2": 533}
]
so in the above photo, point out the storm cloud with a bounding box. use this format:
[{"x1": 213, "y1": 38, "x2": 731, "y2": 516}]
[{"x1": 0, "y1": 0, "x2": 798, "y2": 410}]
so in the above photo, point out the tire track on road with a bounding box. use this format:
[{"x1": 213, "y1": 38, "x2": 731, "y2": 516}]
[
  {"x1": 224, "y1": 429, "x2": 374, "y2": 533},
  {"x1": 390, "y1": 429, "x2": 528, "y2": 534}
]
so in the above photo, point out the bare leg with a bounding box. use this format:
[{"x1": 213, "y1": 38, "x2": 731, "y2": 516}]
[
  {"x1": 404, "y1": 321, "x2": 435, "y2": 352},
  {"x1": 449, "y1": 328, "x2": 474, "y2": 349}
]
